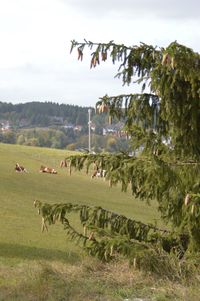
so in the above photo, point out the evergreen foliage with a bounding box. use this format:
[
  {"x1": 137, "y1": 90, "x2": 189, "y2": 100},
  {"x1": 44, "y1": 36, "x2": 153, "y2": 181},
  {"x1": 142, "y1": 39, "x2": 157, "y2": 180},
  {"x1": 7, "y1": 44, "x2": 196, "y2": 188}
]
[
  {"x1": 73, "y1": 39, "x2": 200, "y2": 158},
  {"x1": 34, "y1": 200, "x2": 188, "y2": 262},
  {"x1": 36, "y1": 39, "x2": 200, "y2": 259}
]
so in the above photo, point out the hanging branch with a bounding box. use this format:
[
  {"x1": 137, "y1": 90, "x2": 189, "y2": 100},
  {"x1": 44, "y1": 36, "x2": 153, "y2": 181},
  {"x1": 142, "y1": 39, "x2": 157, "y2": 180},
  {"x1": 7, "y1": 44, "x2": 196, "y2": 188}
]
[
  {"x1": 66, "y1": 152, "x2": 200, "y2": 230},
  {"x1": 71, "y1": 39, "x2": 200, "y2": 159},
  {"x1": 70, "y1": 39, "x2": 160, "y2": 86},
  {"x1": 34, "y1": 200, "x2": 189, "y2": 261},
  {"x1": 96, "y1": 93, "x2": 163, "y2": 133}
]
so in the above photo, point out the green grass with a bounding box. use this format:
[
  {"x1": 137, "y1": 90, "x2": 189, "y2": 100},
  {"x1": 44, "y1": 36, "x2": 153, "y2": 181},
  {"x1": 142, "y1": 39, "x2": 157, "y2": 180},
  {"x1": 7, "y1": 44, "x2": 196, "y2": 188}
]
[
  {"x1": 0, "y1": 143, "x2": 199, "y2": 301},
  {"x1": 0, "y1": 143, "x2": 162, "y2": 254}
]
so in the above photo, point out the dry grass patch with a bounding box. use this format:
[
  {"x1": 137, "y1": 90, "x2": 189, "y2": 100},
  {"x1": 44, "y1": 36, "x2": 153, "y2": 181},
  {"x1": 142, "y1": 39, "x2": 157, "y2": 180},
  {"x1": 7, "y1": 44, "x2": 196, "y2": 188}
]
[{"x1": 0, "y1": 257, "x2": 200, "y2": 301}]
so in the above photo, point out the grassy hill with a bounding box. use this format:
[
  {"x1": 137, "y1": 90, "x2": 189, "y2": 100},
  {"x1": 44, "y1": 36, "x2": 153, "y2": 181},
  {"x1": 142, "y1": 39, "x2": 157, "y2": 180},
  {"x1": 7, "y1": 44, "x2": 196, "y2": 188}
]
[
  {"x1": 0, "y1": 143, "x2": 199, "y2": 301},
  {"x1": 0, "y1": 143, "x2": 161, "y2": 255}
]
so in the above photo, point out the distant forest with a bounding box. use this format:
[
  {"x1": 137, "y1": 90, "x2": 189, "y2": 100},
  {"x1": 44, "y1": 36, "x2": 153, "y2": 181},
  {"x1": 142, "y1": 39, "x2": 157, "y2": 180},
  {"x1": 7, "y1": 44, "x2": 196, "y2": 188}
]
[
  {"x1": 0, "y1": 101, "x2": 128, "y2": 152},
  {"x1": 0, "y1": 101, "x2": 94, "y2": 127}
]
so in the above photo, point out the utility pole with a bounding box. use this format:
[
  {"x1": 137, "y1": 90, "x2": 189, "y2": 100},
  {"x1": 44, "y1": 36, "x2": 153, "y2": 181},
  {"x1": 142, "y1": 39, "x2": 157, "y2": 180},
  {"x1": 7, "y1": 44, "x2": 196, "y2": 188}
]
[{"x1": 88, "y1": 108, "x2": 92, "y2": 152}]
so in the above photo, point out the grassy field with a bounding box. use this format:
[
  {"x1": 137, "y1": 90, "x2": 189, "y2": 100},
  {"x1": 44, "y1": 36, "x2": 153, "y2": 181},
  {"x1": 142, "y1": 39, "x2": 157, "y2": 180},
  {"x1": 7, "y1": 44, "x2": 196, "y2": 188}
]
[{"x1": 0, "y1": 143, "x2": 199, "y2": 301}]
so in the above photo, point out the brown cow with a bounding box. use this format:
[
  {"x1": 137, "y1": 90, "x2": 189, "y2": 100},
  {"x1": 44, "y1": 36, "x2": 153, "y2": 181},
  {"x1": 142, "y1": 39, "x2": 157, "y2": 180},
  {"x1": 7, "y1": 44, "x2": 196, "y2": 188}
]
[
  {"x1": 15, "y1": 163, "x2": 27, "y2": 173},
  {"x1": 40, "y1": 165, "x2": 57, "y2": 174}
]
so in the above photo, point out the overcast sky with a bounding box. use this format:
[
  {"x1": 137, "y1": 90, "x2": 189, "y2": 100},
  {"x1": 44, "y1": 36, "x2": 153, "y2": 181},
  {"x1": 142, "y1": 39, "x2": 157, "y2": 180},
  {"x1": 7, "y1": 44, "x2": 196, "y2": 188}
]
[{"x1": 0, "y1": 0, "x2": 200, "y2": 107}]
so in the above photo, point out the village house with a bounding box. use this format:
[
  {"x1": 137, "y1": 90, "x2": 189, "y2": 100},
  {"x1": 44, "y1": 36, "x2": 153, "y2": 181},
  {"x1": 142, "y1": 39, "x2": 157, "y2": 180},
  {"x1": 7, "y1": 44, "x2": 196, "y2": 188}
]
[{"x1": 103, "y1": 121, "x2": 127, "y2": 138}]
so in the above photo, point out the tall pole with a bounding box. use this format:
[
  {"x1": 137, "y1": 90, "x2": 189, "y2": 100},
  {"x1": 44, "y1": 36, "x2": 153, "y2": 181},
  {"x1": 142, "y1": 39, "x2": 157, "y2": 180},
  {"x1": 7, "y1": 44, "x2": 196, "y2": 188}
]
[{"x1": 88, "y1": 108, "x2": 91, "y2": 152}]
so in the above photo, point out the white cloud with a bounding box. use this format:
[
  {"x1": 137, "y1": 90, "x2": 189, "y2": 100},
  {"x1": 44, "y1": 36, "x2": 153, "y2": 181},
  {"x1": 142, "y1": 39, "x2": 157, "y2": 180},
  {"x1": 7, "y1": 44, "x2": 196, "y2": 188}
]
[{"x1": 61, "y1": 0, "x2": 200, "y2": 20}]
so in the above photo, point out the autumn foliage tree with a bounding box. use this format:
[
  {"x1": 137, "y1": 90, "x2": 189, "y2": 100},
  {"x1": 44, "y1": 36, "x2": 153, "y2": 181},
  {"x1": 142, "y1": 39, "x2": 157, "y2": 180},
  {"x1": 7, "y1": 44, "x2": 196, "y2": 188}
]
[{"x1": 35, "y1": 40, "x2": 200, "y2": 261}]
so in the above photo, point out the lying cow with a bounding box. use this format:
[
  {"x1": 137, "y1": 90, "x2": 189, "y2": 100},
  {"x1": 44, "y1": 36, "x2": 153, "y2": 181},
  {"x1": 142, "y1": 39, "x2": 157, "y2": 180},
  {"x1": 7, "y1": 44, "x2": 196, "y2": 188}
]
[
  {"x1": 40, "y1": 165, "x2": 57, "y2": 174},
  {"x1": 15, "y1": 163, "x2": 27, "y2": 173}
]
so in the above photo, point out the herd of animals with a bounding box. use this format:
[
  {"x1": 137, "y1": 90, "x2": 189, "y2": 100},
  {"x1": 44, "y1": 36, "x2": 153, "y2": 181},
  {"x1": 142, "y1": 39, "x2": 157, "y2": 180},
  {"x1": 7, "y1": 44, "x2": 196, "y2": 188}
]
[
  {"x1": 14, "y1": 161, "x2": 106, "y2": 179},
  {"x1": 15, "y1": 163, "x2": 58, "y2": 174}
]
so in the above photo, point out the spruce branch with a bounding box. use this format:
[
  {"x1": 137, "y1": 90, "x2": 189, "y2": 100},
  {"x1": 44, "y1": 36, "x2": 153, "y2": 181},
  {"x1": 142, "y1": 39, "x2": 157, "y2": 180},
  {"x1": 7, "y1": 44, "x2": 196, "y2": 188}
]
[{"x1": 34, "y1": 200, "x2": 189, "y2": 259}]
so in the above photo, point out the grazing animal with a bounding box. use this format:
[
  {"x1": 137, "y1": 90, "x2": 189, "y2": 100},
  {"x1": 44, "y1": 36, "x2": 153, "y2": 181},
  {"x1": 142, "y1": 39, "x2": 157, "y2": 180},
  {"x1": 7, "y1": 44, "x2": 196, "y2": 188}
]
[
  {"x1": 60, "y1": 159, "x2": 68, "y2": 168},
  {"x1": 60, "y1": 159, "x2": 72, "y2": 175},
  {"x1": 91, "y1": 161, "x2": 106, "y2": 179},
  {"x1": 15, "y1": 163, "x2": 27, "y2": 173},
  {"x1": 40, "y1": 165, "x2": 57, "y2": 174},
  {"x1": 91, "y1": 169, "x2": 106, "y2": 179}
]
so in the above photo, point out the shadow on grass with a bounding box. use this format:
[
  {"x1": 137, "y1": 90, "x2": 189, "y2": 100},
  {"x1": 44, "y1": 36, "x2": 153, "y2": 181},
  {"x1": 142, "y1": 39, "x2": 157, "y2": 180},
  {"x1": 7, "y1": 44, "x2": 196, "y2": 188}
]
[{"x1": 0, "y1": 242, "x2": 81, "y2": 263}]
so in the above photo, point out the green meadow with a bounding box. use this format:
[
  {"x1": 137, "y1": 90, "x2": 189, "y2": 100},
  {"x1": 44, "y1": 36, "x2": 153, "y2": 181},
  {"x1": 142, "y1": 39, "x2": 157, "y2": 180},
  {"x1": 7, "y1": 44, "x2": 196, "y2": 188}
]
[{"x1": 0, "y1": 143, "x2": 199, "y2": 301}]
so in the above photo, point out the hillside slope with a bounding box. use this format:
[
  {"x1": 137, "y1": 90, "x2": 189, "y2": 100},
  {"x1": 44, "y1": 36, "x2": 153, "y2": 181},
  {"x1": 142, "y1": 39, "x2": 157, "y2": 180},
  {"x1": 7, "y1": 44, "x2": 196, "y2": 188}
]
[{"x1": 0, "y1": 143, "x2": 199, "y2": 301}]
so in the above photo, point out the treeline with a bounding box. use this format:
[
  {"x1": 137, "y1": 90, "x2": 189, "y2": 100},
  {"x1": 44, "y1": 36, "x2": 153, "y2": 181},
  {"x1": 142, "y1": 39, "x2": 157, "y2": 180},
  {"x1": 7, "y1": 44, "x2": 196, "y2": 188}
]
[
  {"x1": 0, "y1": 101, "x2": 94, "y2": 127},
  {"x1": 0, "y1": 127, "x2": 129, "y2": 153},
  {"x1": 0, "y1": 101, "x2": 128, "y2": 152}
]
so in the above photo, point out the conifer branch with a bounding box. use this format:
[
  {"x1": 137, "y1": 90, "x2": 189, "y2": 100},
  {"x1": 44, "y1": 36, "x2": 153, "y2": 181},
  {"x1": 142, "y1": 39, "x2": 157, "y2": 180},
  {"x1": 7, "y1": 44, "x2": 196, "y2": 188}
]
[{"x1": 34, "y1": 200, "x2": 189, "y2": 260}]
